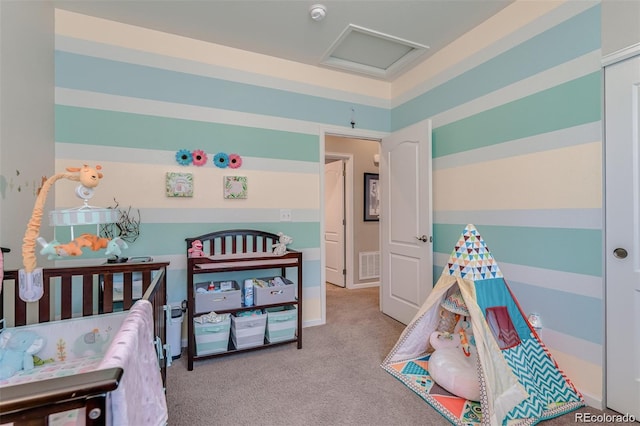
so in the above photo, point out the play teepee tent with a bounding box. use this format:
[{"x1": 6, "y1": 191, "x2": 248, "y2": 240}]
[{"x1": 381, "y1": 224, "x2": 584, "y2": 425}]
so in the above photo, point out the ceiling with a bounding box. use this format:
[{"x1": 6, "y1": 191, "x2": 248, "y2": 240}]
[{"x1": 53, "y1": 0, "x2": 514, "y2": 81}]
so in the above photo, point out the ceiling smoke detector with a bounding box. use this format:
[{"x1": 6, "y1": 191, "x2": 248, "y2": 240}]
[{"x1": 309, "y1": 4, "x2": 327, "y2": 22}]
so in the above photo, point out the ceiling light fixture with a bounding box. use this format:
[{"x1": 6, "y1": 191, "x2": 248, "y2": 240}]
[{"x1": 309, "y1": 4, "x2": 327, "y2": 22}]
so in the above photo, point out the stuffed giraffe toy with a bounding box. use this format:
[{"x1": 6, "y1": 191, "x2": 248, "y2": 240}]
[{"x1": 20, "y1": 165, "x2": 104, "y2": 302}]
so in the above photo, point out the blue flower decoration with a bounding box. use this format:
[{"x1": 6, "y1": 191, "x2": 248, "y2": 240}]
[
  {"x1": 213, "y1": 152, "x2": 229, "y2": 168},
  {"x1": 175, "y1": 149, "x2": 193, "y2": 166}
]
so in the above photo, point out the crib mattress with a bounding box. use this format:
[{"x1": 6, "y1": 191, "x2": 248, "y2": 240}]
[{"x1": 0, "y1": 355, "x2": 103, "y2": 388}]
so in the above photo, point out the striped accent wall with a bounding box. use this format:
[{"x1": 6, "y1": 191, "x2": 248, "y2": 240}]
[
  {"x1": 55, "y1": 0, "x2": 604, "y2": 404},
  {"x1": 392, "y1": 2, "x2": 603, "y2": 404},
  {"x1": 53, "y1": 10, "x2": 390, "y2": 328}
]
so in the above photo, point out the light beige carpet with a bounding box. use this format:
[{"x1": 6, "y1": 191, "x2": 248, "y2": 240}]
[{"x1": 166, "y1": 284, "x2": 626, "y2": 425}]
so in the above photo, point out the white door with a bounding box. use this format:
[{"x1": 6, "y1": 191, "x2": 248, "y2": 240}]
[
  {"x1": 380, "y1": 119, "x2": 433, "y2": 324},
  {"x1": 325, "y1": 159, "x2": 345, "y2": 287},
  {"x1": 604, "y1": 54, "x2": 640, "y2": 419}
]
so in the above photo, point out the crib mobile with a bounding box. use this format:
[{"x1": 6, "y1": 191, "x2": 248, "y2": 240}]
[{"x1": 19, "y1": 164, "x2": 128, "y2": 303}]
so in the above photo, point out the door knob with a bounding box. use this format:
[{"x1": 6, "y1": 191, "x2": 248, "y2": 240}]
[
  {"x1": 613, "y1": 248, "x2": 628, "y2": 259},
  {"x1": 416, "y1": 235, "x2": 429, "y2": 242}
]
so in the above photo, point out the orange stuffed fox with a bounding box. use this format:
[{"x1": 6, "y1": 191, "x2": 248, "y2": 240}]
[{"x1": 80, "y1": 233, "x2": 111, "y2": 251}]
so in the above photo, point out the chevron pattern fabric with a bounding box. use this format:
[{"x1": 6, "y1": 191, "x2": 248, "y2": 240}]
[
  {"x1": 444, "y1": 224, "x2": 503, "y2": 280},
  {"x1": 383, "y1": 224, "x2": 584, "y2": 425},
  {"x1": 502, "y1": 339, "x2": 582, "y2": 420}
]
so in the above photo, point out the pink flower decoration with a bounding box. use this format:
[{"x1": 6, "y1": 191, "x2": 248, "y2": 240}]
[
  {"x1": 228, "y1": 154, "x2": 242, "y2": 169},
  {"x1": 192, "y1": 149, "x2": 208, "y2": 166}
]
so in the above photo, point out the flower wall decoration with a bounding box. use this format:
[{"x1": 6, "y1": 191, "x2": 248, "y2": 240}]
[
  {"x1": 174, "y1": 149, "x2": 242, "y2": 169},
  {"x1": 213, "y1": 152, "x2": 229, "y2": 168},
  {"x1": 192, "y1": 150, "x2": 208, "y2": 166},
  {"x1": 175, "y1": 149, "x2": 193, "y2": 166},
  {"x1": 228, "y1": 154, "x2": 243, "y2": 169}
]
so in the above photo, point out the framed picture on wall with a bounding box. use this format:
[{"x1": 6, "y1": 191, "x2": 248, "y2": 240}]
[
  {"x1": 223, "y1": 176, "x2": 248, "y2": 199},
  {"x1": 364, "y1": 173, "x2": 380, "y2": 221},
  {"x1": 166, "y1": 172, "x2": 193, "y2": 197}
]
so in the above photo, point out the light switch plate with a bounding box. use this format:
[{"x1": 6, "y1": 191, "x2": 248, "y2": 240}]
[{"x1": 280, "y1": 209, "x2": 292, "y2": 221}]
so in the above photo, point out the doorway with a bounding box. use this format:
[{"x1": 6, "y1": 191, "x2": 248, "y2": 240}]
[
  {"x1": 320, "y1": 123, "x2": 432, "y2": 326},
  {"x1": 324, "y1": 135, "x2": 381, "y2": 291},
  {"x1": 324, "y1": 155, "x2": 348, "y2": 287}
]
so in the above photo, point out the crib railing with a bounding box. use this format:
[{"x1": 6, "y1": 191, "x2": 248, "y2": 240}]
[
  {"x1": 0, "y1": 262, "x2": 169, "y2": 425},
  {"x1": 1, "y1": 262, "x2": 169, "y2": 326},
  {"x1": 0, "y1": 367, "x2": 123, "y2": 426}
]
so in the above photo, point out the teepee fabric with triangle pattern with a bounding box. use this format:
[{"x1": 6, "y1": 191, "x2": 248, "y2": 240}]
[
  {"x1": 382, "y1": 224, "x2": 584, "y2": 426},
  {"x1": 444, "y1": 225, "x2": 502, "y2": 280}
]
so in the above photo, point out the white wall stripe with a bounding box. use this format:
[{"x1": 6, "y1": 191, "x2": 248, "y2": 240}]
[
  {"x1": 55, "y1": 88, "x2": 332, "y2": 136},
  {"x1": 538, "y1": 327, "x2": 602, "y2": 367},
  {"x1": 56, "y1": 143, "x2": 320, "y2": 174},
  {"x1": 430, "y1": 50, "x2": 601, "y2": 129},
  {"x1": 434, "y1": 253, "x2": 603, "y2": 300},
  {"x1": 432, "y1": 121, "x2": 601, "y2": 170},
  {"x1": 55, "y1": 34, "x2": 390, "y2": 109},
  {"x1": 434, "y1": 208, "x2": 602, "y2": 230},
  {"x1": 136, "y1": 208, "x2": 320, "y2": 224},
  {"x1": 391, "y1": 1, "x2": 598, "y2": 106}
]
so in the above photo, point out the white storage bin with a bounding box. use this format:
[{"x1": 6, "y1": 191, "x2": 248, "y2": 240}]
[
  {"x1": 231, "y1": 312, "x2": 267, "y2": 350},
  {"x1": 252, "y1": 276, "x2": 296, "y2": 305},
  {"x1": 265, "y1": 306, "x2": 297, "y2": 343},
  {"x1": 194, "y1": 317, "x2": 231, "y2": 355},
  {"x1": 194, "y1": 280, "x2": 241, "y2": 313}
]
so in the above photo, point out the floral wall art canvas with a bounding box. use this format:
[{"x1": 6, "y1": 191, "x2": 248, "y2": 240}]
[
  {"x1": 166, "y1": 172, "x2": 193, "y2": 197},
  {"x1": 224, "y1": 176, "x2": 248, "y2": 199}
]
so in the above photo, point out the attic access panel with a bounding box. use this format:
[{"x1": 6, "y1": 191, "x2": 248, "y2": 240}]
[{"x1": 321, "y1": 24, "x2": 429, "y2": 80}]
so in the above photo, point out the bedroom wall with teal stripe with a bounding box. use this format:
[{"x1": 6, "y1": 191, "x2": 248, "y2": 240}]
[
  {"x1": 391, "y1": 5, "x2": 601, "y2": 129},
  {"x1": 55, "y1": 106, "x2": 320, "y2": 161},
  {"x1": 432, "y1": 72, "x2": 600, "y2": 158},
  {"x1": 55, "y1": 49, "x2": 389, "y2": 132},
  {"x1": 393, "y1": 2, "x2": 603, "y2": 400},
  {"x1": 54, "y1": 12, "x2": 388, "y2": 327},
  {"x1": 53, "y1": 5, "x2": 392, "y2": 325},
  {"x1": 56, "y1": 2, "x2": 603, "y2": 399}
]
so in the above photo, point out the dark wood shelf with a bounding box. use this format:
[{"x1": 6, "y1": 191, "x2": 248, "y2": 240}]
[
  {"x1": 185, "y1": 229, "x2": 303, "y2": 371},
  {"x1": 193, "y1": 337, "x2": 299, "y2": 361},
  {"x1": 193, "y1": 299, "x2": 299, "y2": 316}
]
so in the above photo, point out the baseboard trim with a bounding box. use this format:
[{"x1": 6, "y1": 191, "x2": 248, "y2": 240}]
[
  {"x1": 579, "y1": 389, "x2": 603, "y2": 410},
  {"x1": 303, "y1": 318, "x2": 325, "y2": 328},
  {"x1": 350, "y1": 281, "x2": 380, "y2": 289}
]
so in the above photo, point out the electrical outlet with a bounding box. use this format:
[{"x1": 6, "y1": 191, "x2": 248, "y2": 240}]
[
  {"x1": 528, "y1": 313, "x2": 542, "y2": 330},
  {"x1": 280, "y1": 209, "x2": 292, "y2": 221}
]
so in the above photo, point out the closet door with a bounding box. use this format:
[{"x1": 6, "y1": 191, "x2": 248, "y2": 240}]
[{"x1": 604, "y1": 53, "x2": 640, "y2": 419}]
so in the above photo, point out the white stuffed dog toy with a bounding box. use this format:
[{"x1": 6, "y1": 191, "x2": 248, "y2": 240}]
[{"x1": 272, "y1": 233, "x2": 293, "y2": 256}]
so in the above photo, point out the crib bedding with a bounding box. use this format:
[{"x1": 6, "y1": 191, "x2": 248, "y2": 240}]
[
  {"x1": 100, "y1": 300, "x2": 168, "y2": 426},
  {"x1": 0, "y1": 354, "x2": 103, "y2": 388},
  {"x1": 0, "y1": 309, "x2": 129, "y2": 388},
  {"x1": 0, "y1": 300, "x2": 167, "y2": 426}
]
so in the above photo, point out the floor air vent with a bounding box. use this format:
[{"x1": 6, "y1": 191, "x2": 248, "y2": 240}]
[{"x1": 359, "y1": 251, "x2": 380, "y2": 280}]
